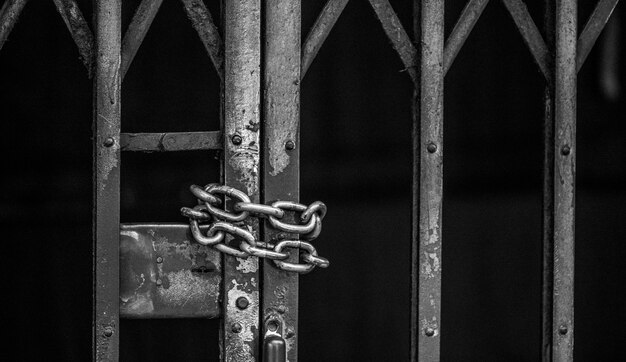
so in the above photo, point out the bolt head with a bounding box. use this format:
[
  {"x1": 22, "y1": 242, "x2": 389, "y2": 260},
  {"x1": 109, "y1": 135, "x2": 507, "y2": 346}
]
[
  {"x1": 285, "y1": 328, "x2": 295, "y2": 339},
  {"x1": 103, "y1": 326, "x2": 114, "y2": 337},
  {"x1": 156, "y1": 256, "x2": 163, "y2": 264},
  {"x1": 232, "y1": 134, "x2": 242, "y2": 145},
  {"x1": 103, "y1": 137, "x2": 115, "y2": 147},
  {"x1": 276, "y1": 305, "x2": 286, "y2": 314},
  {"x1": 561, "y1": 145, "x2": 571, "y2": 156},
  {"x1": 427, "y1": 143, "x2": 437, "y2": 153},
  {"x1": 231, "y1": 323, "x2": 243, "y2": 333},
  {"x1": 559, "y1": 324, "x2": 568, "y2": 335},
  {"x1": 236, "y1": 297, "x2": 249, "y2": 310},
  {"x1": 156, "y1": 279, "x2": 163, "y2": 287},
  {"x1": 285, "y1": 140, "x2": 295, "y2": 150},
  {"x1": 424, "y1": 328, "x2": 435, "y2": 337}
]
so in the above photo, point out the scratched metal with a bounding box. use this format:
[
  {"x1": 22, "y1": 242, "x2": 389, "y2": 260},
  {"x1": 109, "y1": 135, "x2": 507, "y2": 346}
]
[
  {"x1": 223, "y1": 0, "x2": 261, "y2": 360},
  {"x1": 576, "y1": 0, "x2": 619, "y2": 72},
  {"x1": 120, "y1": 0, "x2": 163, "y2": 81},
  {"x1": 263, "y1": 0, "x2": 300, "y2": 360},
  {"x1": 93, "y1": 0, "x2": 121, "y2": 360},
  {"x1": 418, "y1": 1, "x2": 444, "y2": 361},
  {"x1": 301, "y1": 0, "x2": 349, "y2": 79},
  {"x1": 443, "y1": 0, "x2": 490, "y2": 75},
  {"x1": 120, "y1": 224, "x2": 221, "y2": 318},
  {"x1": 0, "y1": 0, "x2": 30, "y2": 52},
  {"x1": 181, "y1": 0, "x2": 223, "y2": 78},
  {"x1": 553, "y1": 0, "x2": 577, "y2": 360},
  {"x1": 368, "y1": 0, "x2": 417, "y2": 86},
  {"x1": 120, "y1": 131, "x2": 222, "y2": 152}
]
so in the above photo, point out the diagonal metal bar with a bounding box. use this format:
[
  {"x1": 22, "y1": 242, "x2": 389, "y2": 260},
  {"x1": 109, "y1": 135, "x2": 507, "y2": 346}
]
[
  {"x1": 181, "y1": 0, "x2": 223, "y2": 79},
  {"x1": 576, "y1": 0, "x2": 620, "y2": 72},
  {"x1": 53, "y1": 0, "x2": 94, "y2": 77},
  {"x1": 0, "y1": 0, "x2": 29, "y2": 52},
  {"x1": 444, "y1": 0, "x2": 490, "y2": 75},
  {"x1": 502, "y1": 0, "x2": 552, "y2": 83},
  {"x1": 120, "y1": 0, "x2": 163, "y2": 82},
  {"x1": 368, "y1": 0, "x2": 418, "y2": 85},
  {"x1": 301, "y1": 0, "x2": 350, "y2": 79}
]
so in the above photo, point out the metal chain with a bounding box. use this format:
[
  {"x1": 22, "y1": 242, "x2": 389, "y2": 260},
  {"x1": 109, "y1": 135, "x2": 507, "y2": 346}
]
[{"x1": 181, "y1": 183, "x2": 329, "y2": 274}]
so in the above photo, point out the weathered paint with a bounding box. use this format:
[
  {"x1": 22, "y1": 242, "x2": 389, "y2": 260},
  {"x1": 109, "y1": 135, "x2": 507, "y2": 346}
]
[
  {"x1": 120, "y1": 131, "x2": 222, "y2": 152},
  {"x1": 0, "y1": 0, "x2": 29, "y2": 52},
  {"x1": 301, "y1": 0, "x2": 350, "y2": 79},
  {"x1": 119, "y1": 224, "x2": 221, "y2": 318},
  {"x1": 223, "y1": 0, "x2": 261, "y2": 360},
  {"x1": 576, "y1": 0, "x2": 619, "y2": 72},
  {"x1": 52, "y1": 0, "x2": 94, "y2": 76},
  {"x1": 93, "y1": 0, "x2": 121, "y2": 360},
  {"x1": 553, "y1": 0, "x2": 577, "y2": 360},
  {"x1": 368, "y1": 0, "x2": 417, "y2": 85},
  {"x1": 181, "y1": 0, "x2": 223, "y2": 78},
  {"x1": 264, "y1": 1, "x2": 301, "y2": 360},
  {"x1": 120, "y1": 0, "x2": 163, "y2": 81},
  {"x1": 418, "y1": 1, "x2": 444, "y2": 361},
  {"x1": 443, "y1": 0, "x2": 490, "y2": 75}
]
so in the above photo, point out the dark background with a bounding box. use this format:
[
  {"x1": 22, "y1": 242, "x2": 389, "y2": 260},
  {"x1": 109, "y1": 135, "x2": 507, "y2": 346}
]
[{"x1": 1, "y1": 0, "x2": 625, "y2": 361}]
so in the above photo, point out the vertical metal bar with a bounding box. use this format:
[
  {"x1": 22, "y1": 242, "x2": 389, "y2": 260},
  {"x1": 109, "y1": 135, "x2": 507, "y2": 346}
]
[
  {"x1": 410, "y1": 2, "x2": 420, "y2": 361},
  {"x1": 263, "y1": 1, "x2": 301, "y2": 361},
  {"x1": 0, "y1": 0, "x2": 29, "y2": 52},
  {"x1": 418, "y1": 0, "x2": 444, "y2": 361},
  {"x1": 553, "y1": 0, "x2": 577, "y2": 361},
  {"x1": 542, "y1": 1, "x2": 555, "y2": 360},
  {"x1": 222, "y1": 0, "x2": 261, "y2": 361},
  {"x1": 93, "y1": 0, "x2": 121, "y2": 360}
]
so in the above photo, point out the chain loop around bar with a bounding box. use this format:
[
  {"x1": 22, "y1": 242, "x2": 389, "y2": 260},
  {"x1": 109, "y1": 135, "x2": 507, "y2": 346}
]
[{"x1": 181, "y1": 184, "x2": 329, "y2": 273}]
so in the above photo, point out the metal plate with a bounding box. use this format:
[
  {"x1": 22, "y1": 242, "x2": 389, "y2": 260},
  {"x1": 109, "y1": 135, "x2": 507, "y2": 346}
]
[{"x1": 120, "y1": 224, "x2": 221, "y2": 319}]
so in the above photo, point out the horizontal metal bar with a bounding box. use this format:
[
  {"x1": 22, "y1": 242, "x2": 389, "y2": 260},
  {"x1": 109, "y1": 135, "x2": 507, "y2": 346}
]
[
  {"x1": 0, "y1": 0, "x2": 30, "y2": 52},
  {"x1": 181, "y1": 0, "x2": 223, "y2": 79},
  {"x1": 576, "y1": 0, "x2": 619, "y2": 72},
  {"x1": 120, "y1": 131, "x2": 222, "y2": 152},
  {"x1": 368, "y1": 0, "x2": 418, "y2": 85},
  {"x1": 120, "y1": 0, "x2": 164, "y2": 81},
  {"x1": 52, "y1": 0, "x2": 94, "y2": 77},
  {"x1": 120, "y1": 224, "x2": 221, "y2": 319},
  {"x1": 502, "y1": 0, "x2": 552, "y2": 82},
  {"x1": 443, "y1": 0, "x2": 490, "y2": 75},
  {"x1": 301, "y1": 0, "x2": 350, "y2": 79}
]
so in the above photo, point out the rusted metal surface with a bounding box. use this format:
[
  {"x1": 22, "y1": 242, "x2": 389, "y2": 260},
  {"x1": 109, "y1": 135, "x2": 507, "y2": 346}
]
[
  {"x1": 263, "y1": 0, "x2": 301, "y2": 360},
  {"x1": 223, "y1": 0, "x2": 261, "y2": 360},
  {"x1": 301, "y1": 0, "x2": 349, "y2": 80},
  {"x1": 119, "y1": 224, "x2": 221, "y2": 319},
  {"x1": 418, "y1": 0, "x2": 444, "y2": 360},
  {"x1": 52, "y1": 0, "x2": 94, "y2": 76},
  {"x1": 443, "y1": 0, "x2": 489, "y2": 75},
  {"x1": 120, "y1": 131, "x2": 222, "y2": 152},
  {"x1": 181, "y1": 0, "x2": 223, "y2": 79},
  {"x1": 368, "y1": 0, "x2": 417, "y2": 85},
  {"x1": 0, "y1": 0, "x2": 29, "y2": 52},
  {"x1": 576, "y1": 0, "x2": 620, "y2": 72},
  {"x1": 120, "y1": 0, "x2": 163, "y2": 81},
  {"x1": 553, "y1": 1, "x2": 577, "y2": 360},
  {"x1": 542, "y1": 1, "x2": 555, "y2": 360},
  {"x1": 502, "y1": 0, "x2": 552, "y2": 82},
  {"x1": 93, "y1": 0, "x2": 121, "y2": 360}
]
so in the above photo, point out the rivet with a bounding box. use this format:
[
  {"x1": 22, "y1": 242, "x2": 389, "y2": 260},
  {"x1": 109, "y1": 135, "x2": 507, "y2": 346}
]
[
  {"x1": 285, "y1": 140, "x2": 295, "y2": 150},
  {"x1": 286, "y1": 328, "x2": 295, "y2": 338},
  {"x1": 559, "y1": 324, "x2": 568, "y2": 335},
  {"x1": 103, "y1": 137, "x2": 115, "y2": 147},
  {"x1": 561, "y1": 145, "x2": 571, "y2": 156},
  {"x1": 424, "y1": 328, "x2": 435, "y2": 337},
  {"x1": 427, "y1": 143, "x2": 437, "y2": 153},
  {"x1": 103, "y1": 326, "x2": 114, "y2": 337},
  {"x1": 231, "y1": 134, "x2": 242, "y2": 145},
  {"x1": 276, "y1": 305, "x2": 286, "y2": 314},
  {"x1": 236, "y1": 297, "x2": 249, "y2": 310},
  {"x1": 232, "y1": 323, "x2": 242, "y2": 333},
  {"x1": 156, "y1": 256, "x2": 163, "y2": 264},
  {"x1": 156, "y1": 279, "x2": 162, "y2": 287}
]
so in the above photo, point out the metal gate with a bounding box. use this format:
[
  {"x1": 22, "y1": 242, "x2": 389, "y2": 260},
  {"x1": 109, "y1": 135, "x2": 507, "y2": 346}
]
[{"x1": 0, "y1": 0, "x2": 620, "y2": 361}]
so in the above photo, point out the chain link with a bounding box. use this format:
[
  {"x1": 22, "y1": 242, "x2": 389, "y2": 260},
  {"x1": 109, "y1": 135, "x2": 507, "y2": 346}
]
[{"x1": 181, "y1": 184, "x2": 329, "y2": 274}]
